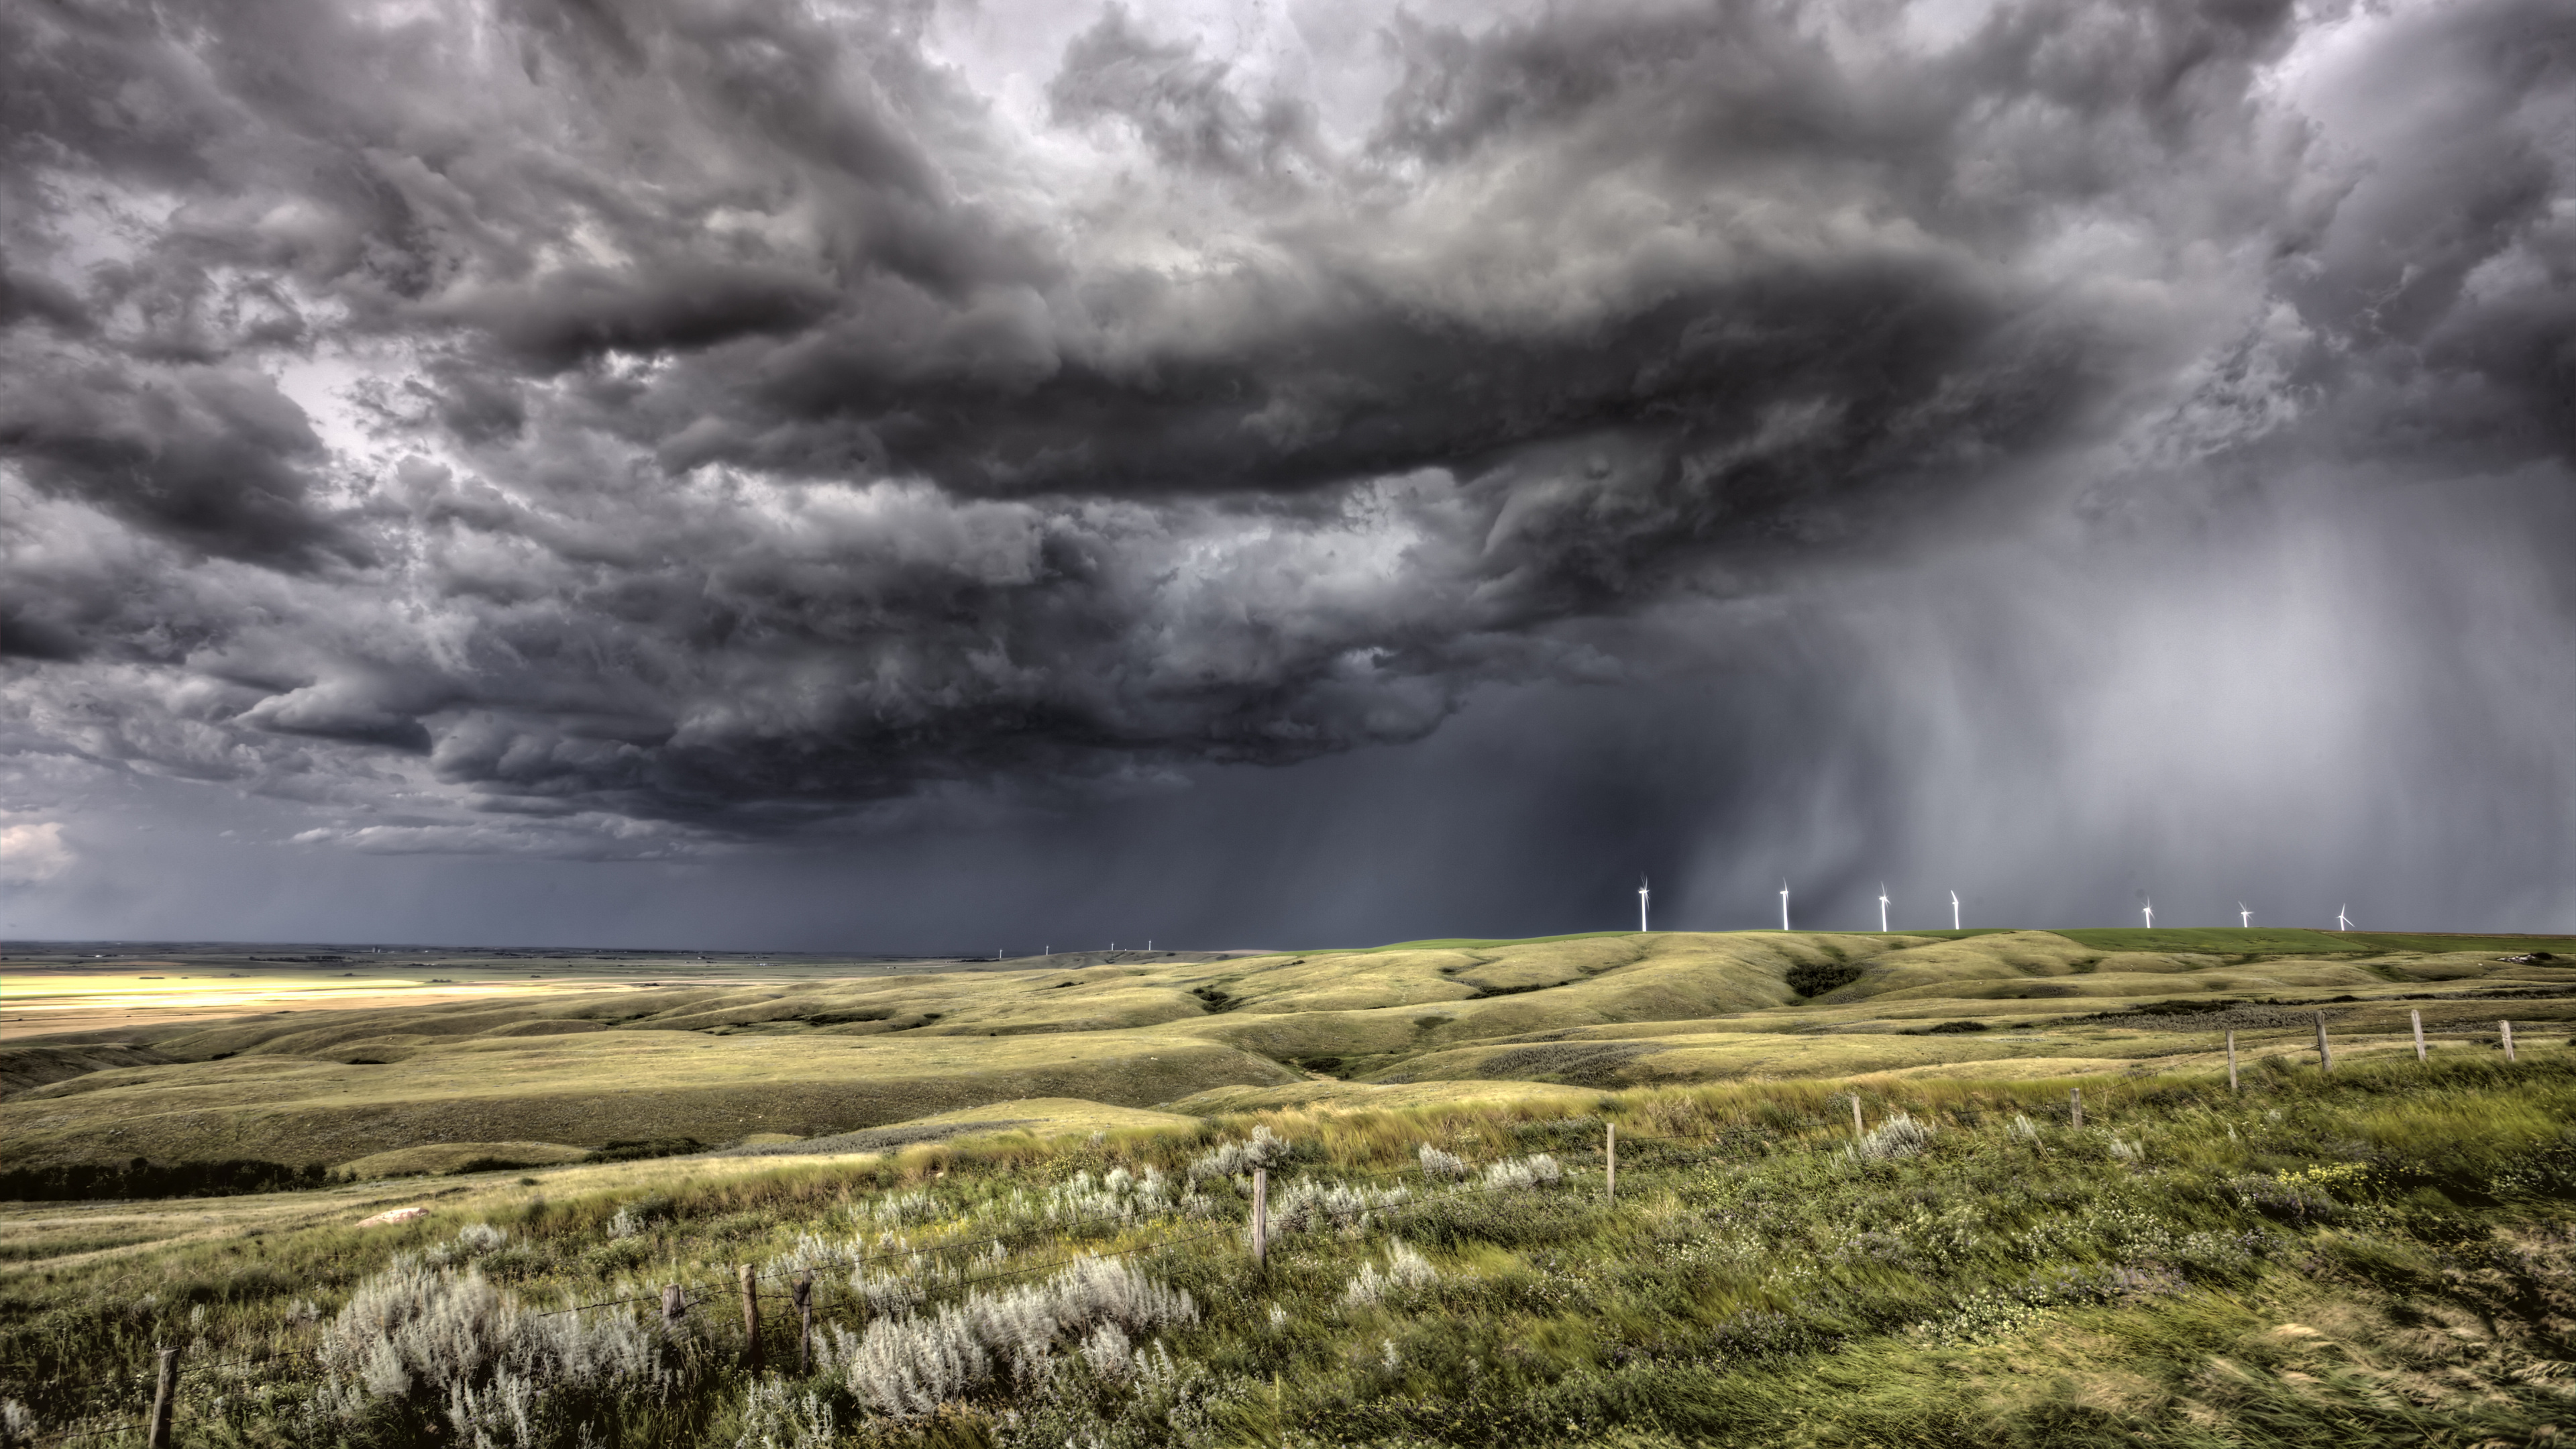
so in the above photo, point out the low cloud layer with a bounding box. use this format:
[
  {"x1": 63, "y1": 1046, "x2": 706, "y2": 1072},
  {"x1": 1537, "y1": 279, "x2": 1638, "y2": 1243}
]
[
  {"x1": 0, "y1": 820, "x2": 71, "y2": 885},
  {"x1": 1, "y1": 0, "x2": 2572, "y2": 933}
]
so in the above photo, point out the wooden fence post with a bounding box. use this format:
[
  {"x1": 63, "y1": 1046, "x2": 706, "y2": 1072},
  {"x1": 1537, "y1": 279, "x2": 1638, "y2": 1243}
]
[
  {"x1": 2412, "y1": 1009, "x2": 2426, "y2": 1063},
  {"x1": 1605, "y1": 1122, "x2": 1617, "y2": 1203},
  {"x1": 1250, "y1": 1169, "x2": 1268, "y2": 1274},
  {"x1": 2503, "y1": 1020, "x2": 2516, "y2": 1063},
  {"x1": 145, "y1": 1345, "x2": 178, "y2": 1449},
  {"x1": 793, "y1": 1271, "x2": 814, "y2": 1375},
  {"x1": 662, "y1": 1283, "x2": 685, "y2": 1342},
  {"x1": 2226, "y1": 1030, "x2": 2239, "y2": 1091},
  {"x1": 2314, "y1": 1012, "x2": 2333, "y2": 1073},
  {"x1": 739, "y1": 1265, "x2": 762, "y2": 1373},
  {"x1": 1851, "y1": 1095, "x2": 1864, "y2": 1138},
  {"x1": 2069, "y1": 1087, "x2": 2084, "y2": 1130}
]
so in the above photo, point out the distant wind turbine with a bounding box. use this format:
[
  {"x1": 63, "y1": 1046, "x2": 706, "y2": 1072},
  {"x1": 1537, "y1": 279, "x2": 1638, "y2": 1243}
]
[
  {"x1": 2337, "y1": 905, "x2": 2353, "y2": 932},
  {"x1": 2239, "y1": 904, "x2": 2251, "y2": 928},
  {"x1": 2141, "y1": 896, "x2": 2155, "y2": 929},
  {"x1": 1780, "y1": 881, "x2": 1791, "y2": 932},
  {"x1": 1878, "y1": 884, "x2": 1890, "y2": 934},
  {"x1": 1638, "y1": 876, "x2": 1650, "y2": 934},
  {"x1": 1950, "y1": 891, "x2": 1961, "y2": 930}
]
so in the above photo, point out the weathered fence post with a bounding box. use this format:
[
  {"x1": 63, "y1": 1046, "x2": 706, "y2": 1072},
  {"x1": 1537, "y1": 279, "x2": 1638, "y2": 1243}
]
[
  {"x1": 2069, "y1": 1087, "x2": 2084, "y2": 1130},
  {"x1": 793, "y1": 1271, "x2": 814, "y2": 1375},
  {"x1": 1851, "y1": 1095, "x2": 1864, "y2": 1138},
  {"x1": 662, "y1": 1283, "x2": 686, "y2": 1342},
  {"x1": 2412, "y1": 1009, "x2": 2426, "y2": 1063},
  {"x1": 1250, "y1": 1168, "x2": 1268, "y2": 1274},
  {"x1": 2503, "y1": 1020, "x2": 2516, "y2": 1062},
  {"x1": 2314, "y1": 1012, "x2": 2333, "y2": 1073},
  {"x1": 1605, "y1": 1122, "x2": 1617, "y2": 1203},
  {"x1": 144, "y1": 1345, "x2": 179, "y2": 1449},
  {"x1": 739, "y1": 1265, "x2": 762, "y2": 1373},
  {"x1": 2226, "y1": 1030, "x2": 2239, "y2": 1093}
]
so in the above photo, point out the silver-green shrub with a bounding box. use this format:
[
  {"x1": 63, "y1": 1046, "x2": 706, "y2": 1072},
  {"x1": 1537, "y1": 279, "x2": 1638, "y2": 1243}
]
[
  {"x1": 1265, "y1": 1179, "x2": 1411, "y2": 1241},
  {"x1": 1342, "y1": 1241, "x2": 1438, "y2": 1307},
  {"x1": 732, "y1": 1378, "x2": 836, "y2": 1449},
  {"x1": 1416, "y1": 1144, "x2": 1467, "y2": 1179},
  {"x1": 836, "y1": 1256, "x2": 1196, "y2": 1415},
  {"x1": 1479, "y1": 1154, "x2": 1564, "y2": 1189},
  {"x1": 1854, "y1": 1113, "x2": 1933, "y2": 1161},
  {"x1": 317, "y1": 1255, "x2": 654, "y2": 1442},
  {"x1": 1049, "y1": 1165, "x2": 1189, "y2": 1220},
  {"x1": 1187, "y1": 1125, "x2": 1291, "y2": 1181}
]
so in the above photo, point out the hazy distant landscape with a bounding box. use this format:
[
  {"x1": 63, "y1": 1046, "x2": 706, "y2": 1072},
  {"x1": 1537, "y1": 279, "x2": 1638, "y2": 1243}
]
[{"x1": 7, "y1": 928, "x2": 2576, "y2": 1446}]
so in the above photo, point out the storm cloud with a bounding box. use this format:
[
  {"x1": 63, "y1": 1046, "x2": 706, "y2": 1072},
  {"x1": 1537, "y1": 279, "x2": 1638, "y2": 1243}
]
[{"x1": 0, "y1": 0, "x2": 2571, "y2": 936}]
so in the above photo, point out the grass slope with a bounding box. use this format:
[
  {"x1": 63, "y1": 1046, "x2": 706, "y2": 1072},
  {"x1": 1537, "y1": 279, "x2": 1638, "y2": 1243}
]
[
  {"x1": 3, "y1": 928, "x2": 2571, "y2": 1173},
  {"x1": 6, "y1": 1057, "x2": 2576, "y2": 1447}
]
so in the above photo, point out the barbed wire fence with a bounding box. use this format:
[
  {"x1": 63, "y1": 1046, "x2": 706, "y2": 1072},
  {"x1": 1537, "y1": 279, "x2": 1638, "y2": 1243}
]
[
  {"x1": 3, "y1": 1130, "x2": 1653, "y2": 1446},
  {"x1": 5, "y1": 1022, "x2": 2497, "y2": 1447}
]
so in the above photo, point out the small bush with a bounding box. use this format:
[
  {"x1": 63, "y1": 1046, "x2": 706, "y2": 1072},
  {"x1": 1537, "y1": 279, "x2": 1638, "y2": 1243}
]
[
  {"x1": 0, "y1": 1157, "x2": 331, "y2": 1202},
  {"x1": 586, "y1": 1139, "x2": 702, "y2": 1165},
  {"x1": 315, "y1": 1256, "x2": 654, "y2": 1437},
  {"x1": 835, "y1": 1256, "x2": 1196, "y2": 1414},
  {"x1": 1416, "y1": 1144, "x2": 1467, "y2": 1179},
  {"x1": 1267, "y1": 1179, "x2": 1412, "y2": 1240},
  {"x1": 731, "y1": 1379, "x2": 834, "y2": 1449},
  {"x1": 1854, "y1": 1113, "x2": 1933, "y2": 1162},
  {"x1": 1342, "y1": 1241, "x2": 1438, "y2": 1307},
  {"x1": 1187, "y1": 1126, "x2": 1293, "y2": 1182},
  {"x1": 1480, "y1": 1154, "x2": 1564, "y2": 1190},
  {"x1": 1786, "y1": 960, "x2": 1866, "y2": 997}
]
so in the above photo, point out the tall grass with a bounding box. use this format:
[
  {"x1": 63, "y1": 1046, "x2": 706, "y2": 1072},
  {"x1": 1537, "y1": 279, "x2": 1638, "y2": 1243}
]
[{"x1": 4, "y1": 1055, "x2": 2574, "y2": 1446}]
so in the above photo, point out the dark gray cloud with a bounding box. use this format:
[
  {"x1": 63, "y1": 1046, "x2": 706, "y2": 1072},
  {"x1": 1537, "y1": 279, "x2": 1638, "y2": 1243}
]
[{"x1": 0, "y1": 0, "x2": 2571, "y2": 941}]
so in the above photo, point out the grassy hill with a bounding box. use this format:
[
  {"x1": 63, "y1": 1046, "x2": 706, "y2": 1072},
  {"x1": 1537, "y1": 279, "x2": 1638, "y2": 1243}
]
[
  {"x1": 5, "y1": 927, "x2": 2576, "y2": 1446},
  {"x1": 5, "y1": 928, "x2": 2571, "y2": 1173},
  {"x1": 5, "y1": 1055, "x2": 2576, "y2": 1447}
]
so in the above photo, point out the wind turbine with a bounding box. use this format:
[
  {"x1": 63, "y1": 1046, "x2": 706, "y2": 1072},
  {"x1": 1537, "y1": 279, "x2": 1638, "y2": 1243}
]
[
  {"x1": 2239, "y1": 903, "x2": 2251, "y2": 928},
  {"x1": 2337, "y1": 904, "x2": 2353, "y2": 931},
  {"x1": 1949, "y1": 890, "x2": 1961, "y2": 930},
  {"x1": 1780, "y1": 881, "x2": 1791, "y2": 932},
  {"x1": 2141, "y1": 896, "x2": 2155, "y2": 929},
  {"x1": 1638, "y1": 876, "x2": 1650, "y2": 934},
  {"x1": 1878, "y1": 884, "x2": 1890, "y2": 934}
]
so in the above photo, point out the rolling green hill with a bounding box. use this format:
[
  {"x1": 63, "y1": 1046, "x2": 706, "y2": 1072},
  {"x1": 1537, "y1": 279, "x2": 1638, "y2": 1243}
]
[{"x1": 5, "y1": 927, "x2": 2571, "y2": 1173}]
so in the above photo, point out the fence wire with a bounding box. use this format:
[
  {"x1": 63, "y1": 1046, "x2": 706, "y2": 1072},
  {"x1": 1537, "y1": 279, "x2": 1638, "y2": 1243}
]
[{"x1": 0, "y1": 1126, "x2": 1718, "y2": 1440}]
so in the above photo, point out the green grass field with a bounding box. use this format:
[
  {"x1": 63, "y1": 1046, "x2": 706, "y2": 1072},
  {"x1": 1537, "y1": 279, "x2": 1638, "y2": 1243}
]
[
  {"x1": 5, "y1": 926, "x2": 2575, "y2": 1445},
  {"x1": 4, "y1": 928, "x2": 2571, "y2": 1173},
  {"x1": 5, "y1": 1056, "x2": 2575, "y2": 1446}
]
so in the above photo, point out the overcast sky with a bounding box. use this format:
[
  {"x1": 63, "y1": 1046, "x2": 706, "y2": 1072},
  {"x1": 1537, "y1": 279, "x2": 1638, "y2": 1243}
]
[{"x1": 1, "y1": 0, "x2": 2571, "y2": 952}]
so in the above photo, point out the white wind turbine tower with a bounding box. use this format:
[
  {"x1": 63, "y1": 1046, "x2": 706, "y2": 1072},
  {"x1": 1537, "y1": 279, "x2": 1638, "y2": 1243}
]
[
  {"x1": 2141, "y1": 896, "x2": 2155, "y2": 928},
  {"x1": 1638, "y1": 876, "x2": 1650, "y2": 933},
  {"x1": 2239, "y1": 903, "x2": 2251, "y2": 928},
  {"x1": 1878, "y1": 884, "x2": 1890, "y2": 934},
  {"x1": 2337, "y1": 904, "x2": 2353, "y2": 931},
  {"x1": 1950, "y1": 891, "x2": 1961, "y2": 930},
  {"x1": 1780, "y1": 881, "x2": 1792, "y2": 932}
]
